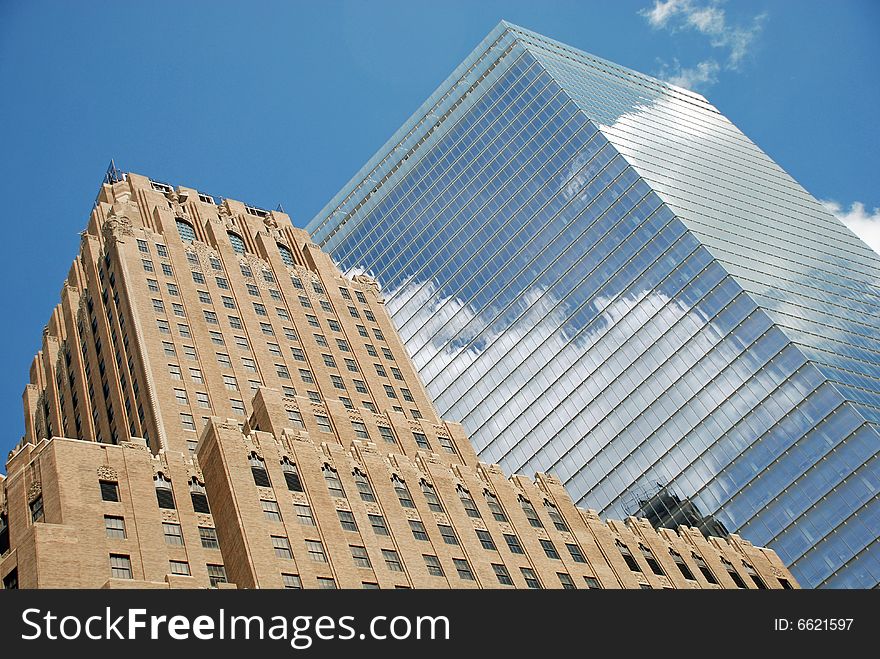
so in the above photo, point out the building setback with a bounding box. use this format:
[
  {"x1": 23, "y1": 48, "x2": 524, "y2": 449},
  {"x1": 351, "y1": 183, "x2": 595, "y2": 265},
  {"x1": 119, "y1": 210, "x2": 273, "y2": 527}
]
[
  {"x1": 306, "y1": 21, "x2": 880, "y2": 588},
  {"x1": 0, "y1": 171, "x2": 794, "y2": 589}
]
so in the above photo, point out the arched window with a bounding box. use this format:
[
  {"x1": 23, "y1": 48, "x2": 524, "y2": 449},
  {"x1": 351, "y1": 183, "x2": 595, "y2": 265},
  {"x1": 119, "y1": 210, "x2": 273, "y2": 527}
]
[
  {"x1": 281, "y1": 458, "x2": 303, "y2": 492},
  {"x1": 154, "y1": 473, "x2": 175, "y2": 510},
  {"x1": 278, "y1": 243, "x2": 296, "y2": 267},
  {"x1": 249, "y1": 453, "x2": 270, "y2": 487},
  {"x1": 323, "y1": 465, "x2": 346, "y2": 499},
  {"x1": 228, "y1": 232, "x2": 246, "y2": 254},
  {"x1": 190, "y1": 478, "x2": 210, "y2": 514},
  {"x1": 392, "y1": 475, "x2": 414, "y2": 508},
  {"x1": 353, "y1": 469, "x2": 375, "y2": 502},
  {"x1": 420, "y1": 480, "x2": 443, "y2": 512},
  {"x1": 176, "y1": 218, "x2": 196, "y2": 243}
]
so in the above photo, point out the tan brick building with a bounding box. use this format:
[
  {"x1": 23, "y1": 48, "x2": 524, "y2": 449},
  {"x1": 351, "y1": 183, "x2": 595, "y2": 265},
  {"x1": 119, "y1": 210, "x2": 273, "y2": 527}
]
[{"x1": 0, "y1": 171, "x2": 797, "y2": 589}]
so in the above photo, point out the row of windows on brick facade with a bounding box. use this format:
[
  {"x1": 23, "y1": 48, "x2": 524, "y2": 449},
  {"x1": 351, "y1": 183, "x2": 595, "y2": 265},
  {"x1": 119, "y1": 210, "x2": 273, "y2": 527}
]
[
  {"x1": 146, "y1": 232, "x2": 370, "y2": 312},
  {"x1": 109, "y1": 552, "x2": 227, "y2": 587},
  {"x1": 143, "y1": 256, "x2": 385, "y2": 343},
  {"x1": 242, "y1": 458, "x2": 785, "y2": 589}
]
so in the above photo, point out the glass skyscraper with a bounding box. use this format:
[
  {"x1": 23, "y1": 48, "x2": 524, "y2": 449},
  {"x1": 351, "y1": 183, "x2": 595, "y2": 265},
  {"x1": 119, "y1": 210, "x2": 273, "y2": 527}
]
[{"x1": 307, "y1": 22, "x2": 880, "y2": 588}]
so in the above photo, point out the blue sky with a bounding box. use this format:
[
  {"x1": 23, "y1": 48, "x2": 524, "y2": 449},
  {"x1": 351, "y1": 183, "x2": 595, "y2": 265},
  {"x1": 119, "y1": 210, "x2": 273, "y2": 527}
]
[{"x1": 0, "y1": 0, "x2": 878, "y2": 461}]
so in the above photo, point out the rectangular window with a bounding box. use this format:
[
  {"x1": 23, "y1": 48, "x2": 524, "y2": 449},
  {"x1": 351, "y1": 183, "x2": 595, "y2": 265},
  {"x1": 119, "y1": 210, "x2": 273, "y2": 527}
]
[
  {"x1": 413, "y1": 432, "x2": 430, "y2": 449},
  {"x1": 267, "y1": 342, "x2": 281, "y2": 356},
  {"x1": 504, "y1": 534, "x2": 524, "y2": 555},
  {"x1": 177, "y1": 323, "x2": 191, "y2": 338},
  {"x1": 558, "y1": 573, "x2": 576, "y2": 589},
  {"x1": 209, "y1": 330, "x2": 224, "y2": 345},
  {"x1": 174, "y1": 388, "x2": 188, "y2": 405},
  {"x1": 476, "y1": 529, "x2": 496, "y2": 551},
  {"x1": 207, "y1": 564, "x2": 227, "y2": 587},
  {"x1": 170, "y1": 560, "x2": 191, "y2": 576},
  {"x1": 338, "y1": 510, "x2": 358, "y2": 532},
  {"x1": 152, "y1": 299, "x2": 165, "y2": 313},
  {"x1": 583, "y1": 576, "x2": 602, "y2": 589},
  {"x1": 541, "y1": 539, "x2": 560, "y2": 560},
  {"x1": 110, "y1": 554, "x2": 133, "y2": 580},
  {"x1": 305, "y1": 539, "x2": 327, "y2": 563},
  {"x1": 438, "y1": 524, "x2": 459, "y2": 545},
  {"x1": 567, "y1": 543, "x2": 587, "y2": 564},
  {"x1": 199, "y1": 527, "x2": 219, "y2": 550},
  {"x1": 282, "y1": 574, "x2": 303, "y2": 589},
  {"x1": 180, "y1": 413, "x2": 196, "y2": 431},
  {"x1": 492, "y1": 564, "x2": 512, "y2": 586},
  {"x1": 373, "y1": 329, "x2": 384, "y2": 341},
  {"x1": 183, "y1": 345, "x2": 197, "y2": 360},
  {"x1": 246, "y1": 284, "x2": 259, "y2": 296},
  {"x1": 142, "y1": 259, "x2": 154, "y2": 273},
  {"x1": 276, "y1": 308, "x2": 290, "y2": 320},
  {"x1": 157, "y1": 319, "x2": 171, "y2": 334},
  {"x1": 261, "y1": 499, "x2": 282, "y2": 522},
  {"x1": 298, "y1": 368, "x2": 312, "y2": 383},
  {"x1": 424, "y1": 554, "x2": 444, "y2": 577},
  {"x1": 521, "y1": 567, "x2": 542, "y2": 589},
  {"x1": 351, "y1": 545, "x2": 371, "y2": 568},
  {"x1": 216, "y1": 277, "x2": 229, "y2": 289},
  {"x1": 317, "y1": 577, "x2": 336, "y2": 589},
  {"x1": 331, "y1": 375, "x2": 346, "y2": 390},
  {"x1": 364, "y1": 309, "x2": 375, "y2": 322},
  {"x1": 409, "y1": 519, "x2": 429, "y2": 541},
  {"x1": 192, "y1": 271, "x2": 205, "y2": 284},
  {"x1": 253, "y1": 303, "x2": 267, "y2": 316},
  {"x1": 168, "y1": 364, "x2": 182, "y2": 380},
  {"x1": 378, "y1": 426, "x2": 396, "y2": 444},
  {"x1": 100, "y1": 480, "x2": 120, "y2": 502},
  {"x1": 260, "y1": 322, "x2": 274, "y2": 335},
  {"x1": 147, "y1": 278, "x2": 159, "y2": 292},
  {"x1": 272, "y1": 536, "x2": 294, "y2": 559},
  {"x1": 383, "y1": 549, "x2": 403, "y2": 572},
  {"x1": 222, "y1": 374, "x2": 238, "y2": 390},
  {"x1": 369, "y1": 514, "x2": 389, "y2": 536},
  {"x1": 313, "y1": 333, "x2": 328, "y2": 347},
  {"x1": 453, "y1": 558, "x2": 475, "y2": 581},
  {"x1": 189, "y1": 367, "x2": 203, "y2": 383},
  {"x1": 295, "y1": 504, "x2": 315, "y2": 526},
  {"x1": 104, "y1": 515, "x2": 126, "y2": 539},
  {"x1": 351, "y1": 420, "x2": 369, "y2": 439},
  {"x1": 437, "y1": 437, "x2": 456, "y2": 454},
  {"x1": 163, "y1": 522, "x2": 184, "y2": 546},
  {"x1": 306, "y1": 315, "x2": 320, "y2": 328}
]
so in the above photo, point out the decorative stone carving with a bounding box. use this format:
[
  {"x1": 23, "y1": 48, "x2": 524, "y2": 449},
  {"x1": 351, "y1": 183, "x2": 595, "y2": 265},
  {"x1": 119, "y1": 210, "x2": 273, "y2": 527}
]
[
  {"x1": 121, "y1": 441, "x2": 150, "y2": 453},
  {"x1": 102, "y1": 211, "x2": 134, "y2": 240},
  {"x1": 353, "y1": 273, "x2": 382, "y2": 297},
  {"x1": 197, "y1": 515, "x2": 213, "y2": 526},
  {"x1": 27, "y1": 481, "x2": 42, "y2": 503},
  {"x1": 97, "y1": 465, "x2": 118, "y2": 481},
  {"x1": 161, "y1": 510, "x2": 179, "y2": 522}
]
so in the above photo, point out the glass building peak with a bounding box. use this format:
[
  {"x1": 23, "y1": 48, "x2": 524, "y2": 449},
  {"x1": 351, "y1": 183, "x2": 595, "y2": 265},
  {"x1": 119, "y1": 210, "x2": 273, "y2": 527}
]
[{"x1": 307, "y1": 23, "x2": 880, "y2": 588}]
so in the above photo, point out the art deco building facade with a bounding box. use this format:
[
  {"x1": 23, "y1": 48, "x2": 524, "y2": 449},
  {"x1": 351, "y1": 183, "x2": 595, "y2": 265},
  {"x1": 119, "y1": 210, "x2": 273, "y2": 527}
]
[
  {"x1": 307, "y1": 22, "x2": 880, "y2": 589},
  {"x1": 0, "y1": 171, "x2": 794, "y2": 590}
]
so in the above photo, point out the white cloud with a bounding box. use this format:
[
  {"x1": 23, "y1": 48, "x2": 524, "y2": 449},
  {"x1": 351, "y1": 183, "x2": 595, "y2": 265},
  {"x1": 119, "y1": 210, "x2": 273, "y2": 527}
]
[
  {"x1": 656, "y1": 58, "x2": 720, "y2": 91},
  {"x1": 642, "y1": 0, "x2": 690, "y2": 28},
  {"x1": 639, "y1": 0, "x2": 766, "y2": 89},
  {"x1": 822, "y1": 199, "x2": 880, "y2": 255}
]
